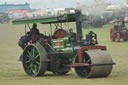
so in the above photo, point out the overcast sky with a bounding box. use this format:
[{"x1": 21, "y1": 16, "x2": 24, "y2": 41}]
[{"x1": 0, "y1": 0, "x2": 126, "y2": 8}]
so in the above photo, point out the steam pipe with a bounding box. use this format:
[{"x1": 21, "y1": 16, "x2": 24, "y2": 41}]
[{"x1": 75, "y1": 10, "x2": 83, "y2": 41}]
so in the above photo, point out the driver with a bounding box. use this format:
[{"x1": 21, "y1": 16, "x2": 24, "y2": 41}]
[
  {"x1": 86, "y1": 31, "x2": 98, "y2": 45},
  {"x1": 18, "y1": 24, "x2": 40, "y2": 61},
  {"x1": 18, "y1": 24, "x2": 40, "y2": 49}
]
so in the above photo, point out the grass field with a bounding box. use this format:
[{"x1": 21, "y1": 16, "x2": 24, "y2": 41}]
[{"x1": 0, "y1": 23, "x2": 128, "y2": 85}]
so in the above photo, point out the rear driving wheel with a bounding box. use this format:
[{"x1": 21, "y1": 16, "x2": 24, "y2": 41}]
[
  {"x1": 116, "y1": 33, "x2": 120, "y2": 43},
  {"x1": 22, "y1": 44, "x2": 47, "y2": 77},
  {"x1": 110, "y1": 28, "x2": 113, "y2": 41},
  {"x1": 52, "y1": 58, "x2": 71, "y2": 75},
  {"x1": 52, "y1": 67, "x2": 71, "y2": 75},
  {"x1": 110, "y1": 28, "x2": 116, "y2": 42}
]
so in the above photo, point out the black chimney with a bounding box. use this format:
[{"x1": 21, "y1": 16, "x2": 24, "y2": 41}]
[{"x1": 75, "y1": 10, "x2": 82, "y2": 41}]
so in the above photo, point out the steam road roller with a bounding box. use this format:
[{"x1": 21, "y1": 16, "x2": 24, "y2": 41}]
[
  {"x1": 12, "y1": 10, "x2": 115, "y2": 78},
  {"x1": 110, "y1": 20, "x2": 128, "y2": 42}
]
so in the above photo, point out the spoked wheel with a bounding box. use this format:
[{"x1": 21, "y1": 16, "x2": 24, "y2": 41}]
[
  {"x1": 52, "y1": 58, "x2": 71, "y2": 75},
  {"x1": 110, "y1": 28, "x2": 116, "y2": 42},
  {"x1": 123, "y1": 38, "x2": 128, "y2": 41},
  {"x1": 22, "y1": 44, "x2": 47, "y2": 77},
  {"x1": 74, "y1": 50, "x2": 113, "y2": 78},
  {"x1": 74, "y1": 52, "x2": 91, "y2": 78},
  {"x1": 116, "y1": 33, "x2": 120, "y2": 43},
  {"x1": 53, "y1": 68, "x2": 71, "y2": 75}
]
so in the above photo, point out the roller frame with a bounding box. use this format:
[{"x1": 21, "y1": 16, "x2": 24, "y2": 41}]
[
  {"x1": 72, "y1": 45, "x2": 115, "y2": 67},
  {"x1": 77, "y1": 45, "x2": 106, "y2": 63}
]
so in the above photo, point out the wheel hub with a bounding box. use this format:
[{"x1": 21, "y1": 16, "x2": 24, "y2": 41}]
[{"x1": 30, "y1": 56, "x2": 35, "y2": 63}]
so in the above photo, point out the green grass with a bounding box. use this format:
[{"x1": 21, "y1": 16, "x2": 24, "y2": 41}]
[{"x1": 0, "y1": 23, "x2": 128, "y2": 85}]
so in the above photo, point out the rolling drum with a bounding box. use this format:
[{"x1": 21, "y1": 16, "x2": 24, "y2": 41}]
[{"x1": 75, "y1": 50, "x2": 113, "y2": 78}]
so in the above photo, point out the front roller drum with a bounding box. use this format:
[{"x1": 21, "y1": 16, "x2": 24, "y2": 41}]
[
  {"x1": 74, "y1": 50, "x2": 113, "y2": 78},
  {"x1": 22, "y1": 44, "x2": 47, "y2": 77}
]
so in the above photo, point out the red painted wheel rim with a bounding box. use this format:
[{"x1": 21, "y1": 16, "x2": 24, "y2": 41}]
[
  {"x1": 116, "y1": 33, "x2": 120, "y2": 42},
  {"x1": 116, "y1": 28, "x2": 120, "y2": 42},
  {"x1": 110, "y1": 29, "x2": 113, "y2": 41}
]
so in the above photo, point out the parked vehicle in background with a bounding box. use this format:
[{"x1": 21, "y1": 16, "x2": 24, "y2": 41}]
[
  {"x1": 110, "y1": 20, "x2": 128, "y2": 42},
  {"x1": 0, "y1": 13, "x2": 10, "y2": 24}
]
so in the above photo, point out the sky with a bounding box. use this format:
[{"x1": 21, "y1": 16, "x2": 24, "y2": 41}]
[{"x1": 0, "y1": 0, "x2": 126, "y2": 8}]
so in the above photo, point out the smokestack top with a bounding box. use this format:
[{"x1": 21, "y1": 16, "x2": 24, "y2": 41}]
[{"x1": 75, "y1": 9, "x2": 81, "y2": 15}]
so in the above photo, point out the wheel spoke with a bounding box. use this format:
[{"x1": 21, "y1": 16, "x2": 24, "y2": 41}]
[
  {"x1": 28, "y1": 47, "x2": 40, "y2": 74},
  {"x1": 35, "y1": 61, "x2": 40, "y2": 65},
  {"x1": 26, "y1": 54, "x2": 30, "y2": 58},
  {"x1": 87, "y1": 59, "x2": 91, "y2": 63},
  {"x1": 86, "y1": 58, "x2": 91, "y2": 69},
  {"x1": 32, "y1": 65, "x2": 35, "y2": 73},
  {"x1": 31, "y1": 64, "x2": 38, "y2": 74},
  {"x1": 27, "y1": 50, "x2": 32, "y2": 57},
  {"x1": 25, "y1": 60, "x2": 30, "y2": 63},
  {"x1": 83, "y1": 57, "x2": 86, "y2": 63},
  {"x1": 83, "y1": 56, "x2": 91, "y2": 69},
  {"x1": 32, "y1": 47, "x2": 36, "y2": 56},
  {"x1": 30, "y1": 64, "x2": 36, "y2": 73},
  {"x1": 35, "y1": 54, "x2": 40, "y2": 59},
  {"x1": 34, "y1": 64, "x2": 38, "y2": 73},
  {"x1": 28, "y1": 64, "x2": 33, "y2": 72}
]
